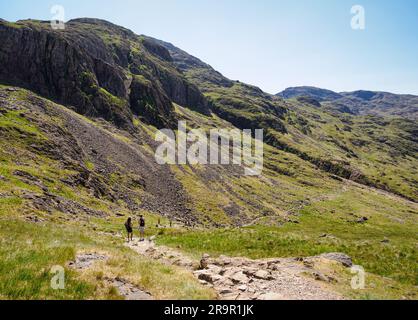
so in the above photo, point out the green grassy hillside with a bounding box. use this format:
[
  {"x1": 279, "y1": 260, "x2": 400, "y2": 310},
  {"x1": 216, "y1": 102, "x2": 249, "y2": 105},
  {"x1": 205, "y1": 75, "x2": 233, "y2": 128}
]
[
  {"x1": 0, "y1": 18, "x2": 417, "y2": 300},
  {"x1": 1, "y1": 85, "x2": 416, "y2": 299}
]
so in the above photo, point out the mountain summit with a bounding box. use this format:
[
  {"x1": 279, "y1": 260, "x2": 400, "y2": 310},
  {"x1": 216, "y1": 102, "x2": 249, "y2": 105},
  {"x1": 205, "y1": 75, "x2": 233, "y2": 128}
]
[
  {"x1": 277, "y1": 86, "x2": 418, "y2": 119},
  {"x1": 277, "y1": 86, "x2": 343, "y2": 101}
]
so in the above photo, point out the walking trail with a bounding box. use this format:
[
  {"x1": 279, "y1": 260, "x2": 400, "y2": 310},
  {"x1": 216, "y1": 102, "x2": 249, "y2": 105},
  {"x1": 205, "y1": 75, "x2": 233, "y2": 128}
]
[{"x1": 126, "y1": 237, "x2": 351, "y2": 300}]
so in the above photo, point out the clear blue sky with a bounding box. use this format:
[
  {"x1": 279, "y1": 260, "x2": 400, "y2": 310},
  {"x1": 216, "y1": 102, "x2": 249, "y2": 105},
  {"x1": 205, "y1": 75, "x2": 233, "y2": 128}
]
[{"x1": 1, "y1": 0, "x2": 418, "y2": 94}]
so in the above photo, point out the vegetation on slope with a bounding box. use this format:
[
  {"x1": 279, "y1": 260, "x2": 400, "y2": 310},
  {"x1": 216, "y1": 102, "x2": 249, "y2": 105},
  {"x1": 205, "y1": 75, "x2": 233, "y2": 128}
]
[
  {"x1": 156, "y1": 38, "x2": 417, "y2": 201},
  {"x1": 0, "y1": 86, "x2": 213, "y2": 300},
  {"x1": 0, "y1": 17, "x2": 417, "y2": 300}
]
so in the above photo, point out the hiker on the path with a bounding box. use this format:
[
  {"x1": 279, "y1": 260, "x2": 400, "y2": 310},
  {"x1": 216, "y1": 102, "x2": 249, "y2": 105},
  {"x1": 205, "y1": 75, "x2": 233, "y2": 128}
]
[
  {"x1": 124, "y1": 217, "x2": 133, "y2": 242},
  {"x1": 139, "y1": 215, "x2": 145, "y2": 241}
]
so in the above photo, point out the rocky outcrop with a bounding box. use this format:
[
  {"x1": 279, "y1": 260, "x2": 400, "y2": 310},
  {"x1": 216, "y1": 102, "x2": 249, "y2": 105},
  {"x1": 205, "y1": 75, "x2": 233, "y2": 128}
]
[
  {"x1": 320, "y1": 253, "x2": 353, "y2": 267},
  {"x1": 0, "y1": 20, "x2": 132, "y2": 127},
  {"x1": 141, "y1": 38, "x2": 173, "y2": 62},
  {"x1": 296, "y1": 96, "x2": 322, "y2": 108},
  {"x1": 0, "y1": 19, "x2": 211, "y2": 129},
  {"x1": 129, "y1": 75, "x2": 175, "y2": 128}
]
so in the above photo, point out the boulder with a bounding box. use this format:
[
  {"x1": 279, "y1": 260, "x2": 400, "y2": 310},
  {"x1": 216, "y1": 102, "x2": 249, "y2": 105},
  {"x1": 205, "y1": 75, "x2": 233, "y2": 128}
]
[
  {"x1": 216, "y1": 277, "x2": 234, "y2": 287},
  {"x1": 254, "y1": 270, "x2": 274, "y2": 280},
  {"x1": 207, "y1": 264, "x2": 223, "y2": 275},
  {"x1": 320, "y1": 252, "x2": 353, "y2": 267},
  {"x1": 195, "y1": 270, "x2": 222, "y2": 284},
  {"x1": 243, "y1": 267, "x2": 258, "y2": 276},
  {"x1": 230, "y1": 272, "x2": 249, "y2": 284},
  {"x1": 356, "y1": 216, "x2": 369, "y2": 224},
  {"x1": 237, "y1": 285, "x2": 248, "y2": 292},
  {"x1": 218, "y1": 287, "x2": 233, "y2": 295},
  {"x1": 199, "y1": 253, "x2": 210, "y2": 269}
]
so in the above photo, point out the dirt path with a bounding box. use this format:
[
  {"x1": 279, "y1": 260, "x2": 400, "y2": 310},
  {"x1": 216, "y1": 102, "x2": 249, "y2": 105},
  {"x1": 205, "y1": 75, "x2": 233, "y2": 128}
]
[{"x1": 126, "y1": 238, "x2": 348, "y2": 300}]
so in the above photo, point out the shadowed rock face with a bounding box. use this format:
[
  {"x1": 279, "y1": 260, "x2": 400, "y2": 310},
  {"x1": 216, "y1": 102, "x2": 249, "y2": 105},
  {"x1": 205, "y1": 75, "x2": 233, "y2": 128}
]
[
  {"x1": 0, "y1": 18, "x2": 210, "y2": 129},
  {"x1": 0, "y1": 20, "x2": 131, "y2": 127}
]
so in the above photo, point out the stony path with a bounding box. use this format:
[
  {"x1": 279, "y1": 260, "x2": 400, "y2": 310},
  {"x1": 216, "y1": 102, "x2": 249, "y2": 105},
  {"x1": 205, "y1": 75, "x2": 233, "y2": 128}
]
[{"x1": 127, "y1": 238, "x2": 348, "y2": 300}]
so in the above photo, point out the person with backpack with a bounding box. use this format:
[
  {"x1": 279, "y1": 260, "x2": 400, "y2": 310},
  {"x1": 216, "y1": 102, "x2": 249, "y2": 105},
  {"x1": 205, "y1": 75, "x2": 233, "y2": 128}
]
[
  {"x1": 138, "y1": 215, "x2": 145, "y2": 241},
  {"x1": 124, "y1": 217, "x2": 133, "y2": 242}
]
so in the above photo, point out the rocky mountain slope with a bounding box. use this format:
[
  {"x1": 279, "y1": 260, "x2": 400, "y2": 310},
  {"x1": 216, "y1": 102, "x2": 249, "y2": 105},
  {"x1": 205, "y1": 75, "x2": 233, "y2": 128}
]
[
  {"x1": 155, "y1": 39, "x2": 417, "y2": 200},
  {"x1": 0, "y1": 18, "x2": 209, "y2": 129},
  {"x1": 1, "y1": 17, "x2": 417, "y2": 220},
  {"x1": 278, "y1": 86, "x2": 343, "y2": 102},
  {"x1": 277, "y1": 86, "x2": 418, "y2": 119},
  {"x1": 0, "y1": 18, "x2": 417, "y2": 300}
]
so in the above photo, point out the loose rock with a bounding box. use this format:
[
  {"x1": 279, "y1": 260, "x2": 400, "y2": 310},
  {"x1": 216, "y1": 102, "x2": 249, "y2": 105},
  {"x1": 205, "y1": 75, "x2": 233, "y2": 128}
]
[{"x1": 320, "y1": 253, "x2": 352, "y2": 267}]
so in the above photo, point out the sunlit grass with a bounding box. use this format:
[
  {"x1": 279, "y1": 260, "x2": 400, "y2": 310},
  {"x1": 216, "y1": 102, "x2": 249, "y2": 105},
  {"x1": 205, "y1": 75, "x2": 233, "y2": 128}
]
[{"x1": 0, "y1": 217, "x2": 214, "y2": 300}]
